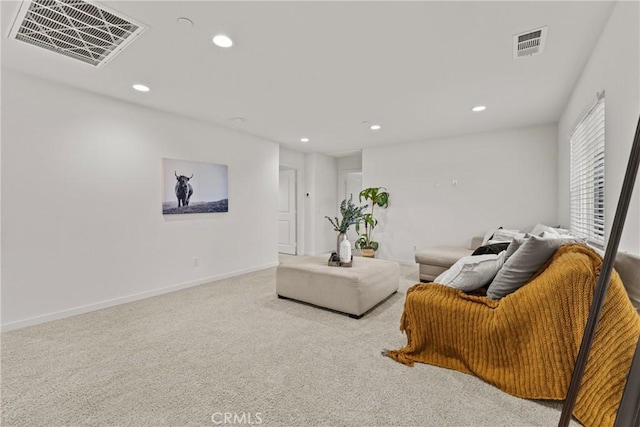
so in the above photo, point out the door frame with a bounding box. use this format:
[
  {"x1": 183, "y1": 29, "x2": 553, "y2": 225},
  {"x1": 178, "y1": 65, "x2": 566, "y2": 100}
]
[
  {"x1": 338, "y1": 168, "x2": 363, "y2": 203},
  {"x1": 279, "y1": 164, "x2": 304, "y2": 255},
  {"x1": 338, "y1": 168, "x2": 363, "y2": 247}
]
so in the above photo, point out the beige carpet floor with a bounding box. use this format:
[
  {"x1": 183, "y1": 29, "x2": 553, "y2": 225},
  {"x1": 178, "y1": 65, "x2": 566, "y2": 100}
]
[{"x1": 1, "y1": 258, "x2": 578, "y2": 426}]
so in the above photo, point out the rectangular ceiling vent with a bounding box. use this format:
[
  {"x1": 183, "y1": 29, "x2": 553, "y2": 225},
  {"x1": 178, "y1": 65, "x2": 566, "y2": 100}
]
[
  {"x1": 8, "y1": 0, "x2": 147, "y2": 67},
  {"x1": 513, "y1": 26, "x2": 548, "y2": 59}
]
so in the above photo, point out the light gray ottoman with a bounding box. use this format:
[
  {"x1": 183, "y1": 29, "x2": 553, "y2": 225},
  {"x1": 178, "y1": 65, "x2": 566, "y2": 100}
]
[{"x1": 276, "y1": 256, "x2": 399, "y2": 318}]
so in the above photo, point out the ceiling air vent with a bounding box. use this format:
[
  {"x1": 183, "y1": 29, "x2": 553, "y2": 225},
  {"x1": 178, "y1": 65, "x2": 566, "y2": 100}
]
[
  {"x1": 513, "y1": 26, "x2": 547, "y2": 59},
  {"x1": 8, "y1": 0, "x2": 147, "y2": 67}
]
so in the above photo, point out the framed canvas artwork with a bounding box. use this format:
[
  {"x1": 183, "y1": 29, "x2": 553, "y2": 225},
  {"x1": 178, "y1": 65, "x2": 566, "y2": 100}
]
[{"x1": 162, "y1": 158, "x2": 228, "y2": 214}]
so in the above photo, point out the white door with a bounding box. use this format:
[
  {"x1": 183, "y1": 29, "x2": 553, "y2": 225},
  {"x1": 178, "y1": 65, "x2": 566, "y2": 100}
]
[{"x1": 278, "y1": 169, "x2": 297, "y2": 254}]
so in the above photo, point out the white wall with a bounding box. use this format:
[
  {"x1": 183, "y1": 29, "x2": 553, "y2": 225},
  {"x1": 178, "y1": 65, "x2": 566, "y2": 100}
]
[
  {"x1": 1, "y1": 71, "x2": 279, "y2": 330},
  {"x1": 303, "y1": 153, "x2": 338, "y2": 254},
  {"x1": 279, "y1": 147, "x2": 305, "y2": 170},
  {"x1": 337, "y1": 153, "x2": 362, "y2": 172},
  {"x1": 558, "y1": 1, "x2": 640, "y2": 255},
  {"x1": 363, "y1": 124, "x2": 558, "y2": 263}
]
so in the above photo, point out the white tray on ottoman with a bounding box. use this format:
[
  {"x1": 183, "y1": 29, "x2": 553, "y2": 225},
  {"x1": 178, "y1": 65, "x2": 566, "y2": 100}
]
[{"x1": 276, "y1": 255, "x2": 400, "y2": 318}]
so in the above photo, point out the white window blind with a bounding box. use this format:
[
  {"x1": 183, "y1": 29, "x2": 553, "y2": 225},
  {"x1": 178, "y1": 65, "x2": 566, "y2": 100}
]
[{"x1": 570, "y1": 95, "x2": 605, "y2": 248}]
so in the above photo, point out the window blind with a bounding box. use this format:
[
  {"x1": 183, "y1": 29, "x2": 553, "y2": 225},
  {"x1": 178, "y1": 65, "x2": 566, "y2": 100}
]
[{"x1": 570, "y1": 95, "x2": 605, "y2": 248}]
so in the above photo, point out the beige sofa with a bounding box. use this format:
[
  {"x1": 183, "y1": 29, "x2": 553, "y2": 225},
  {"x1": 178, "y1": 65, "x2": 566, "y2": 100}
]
[
  {"x1": 415, "y1": 236, "x2": 483, "y2": 282},
  {"x1": 613, "y1": 251, "x2": 640, "y2": 313},
  {"x1": 415, "y1": 238, "x2": 640, "y2": 314}
]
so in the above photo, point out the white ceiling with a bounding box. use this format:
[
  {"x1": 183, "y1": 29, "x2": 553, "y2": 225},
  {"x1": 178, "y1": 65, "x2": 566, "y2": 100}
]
[{"x1": 1, "y1": 1, "x2": 616, "y2": 156}]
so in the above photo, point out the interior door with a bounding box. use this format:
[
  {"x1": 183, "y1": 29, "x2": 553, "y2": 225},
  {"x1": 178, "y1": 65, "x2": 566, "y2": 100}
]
[{"x1": 278, "y1": 169, "x2": 297, "y2": 254}]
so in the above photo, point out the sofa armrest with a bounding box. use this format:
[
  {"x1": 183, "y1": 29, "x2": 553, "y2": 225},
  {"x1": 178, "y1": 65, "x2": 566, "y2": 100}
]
[
  {"x1": 615, "y1": 251, "x2": 640, "y2": 313},
  {"x1": 470, "y1": 236, "x2": 484, "y2": 250}
]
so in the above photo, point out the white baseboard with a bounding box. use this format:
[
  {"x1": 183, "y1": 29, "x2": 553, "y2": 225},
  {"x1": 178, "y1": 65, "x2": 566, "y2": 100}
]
[{"x1": 1, "y1": 262, "x2": 279, "y2": 333}]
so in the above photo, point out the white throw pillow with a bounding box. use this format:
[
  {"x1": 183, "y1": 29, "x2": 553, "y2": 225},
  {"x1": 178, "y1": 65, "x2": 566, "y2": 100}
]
[
  {"x1": 530, "y1": 223, "x2": 570, "y2": 237},
  {"x1": 435, "y1": 252, "x2": 506, "y2": 292},
  {"x1": 490, "y1": 229, "x2": 525, "y2": 243},
  {"x1": 481, "y1": 228, "x2": 499, "y2": 246},
  {"x1": 530, "y1": 223, "x2": 553, "y2": 236},
  {"x1": 542, "y1": 230, "x2": 578, "y2": 240}
]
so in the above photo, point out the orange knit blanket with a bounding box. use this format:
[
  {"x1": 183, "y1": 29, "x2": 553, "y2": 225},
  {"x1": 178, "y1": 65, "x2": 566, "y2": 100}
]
[{"x1": 386, "y1": 244, "x2": 640, "y2": 426}]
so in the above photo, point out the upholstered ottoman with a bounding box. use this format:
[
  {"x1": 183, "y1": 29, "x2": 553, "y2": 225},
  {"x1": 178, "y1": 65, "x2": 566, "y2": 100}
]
[{"x1": 276, "y1": 256, "x2": 399, "y2": 318}]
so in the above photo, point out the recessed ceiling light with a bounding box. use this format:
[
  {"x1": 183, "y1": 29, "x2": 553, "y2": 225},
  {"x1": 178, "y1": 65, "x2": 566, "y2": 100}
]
[
  {"x1": 212, "y1": 34, "x2": 233, "y2": 48},
  {"x1": 472, "y1": 105, "x2": 487, "y2": 112},
  {"x1": 370, "y1": 124, "x2": 381, "y2": 130},
  {"x1": 300, "y1": 138, "x2": 309, "y2": 143},
  {"x1": 229, "y1": 117, "x2": 245, "y2": 124},
  {"x1": 177, "y1": 17, "x2": 193, "y2": 27},
  {"x1": 132, "y1": 84, "x2": 150, "y2": 92}
]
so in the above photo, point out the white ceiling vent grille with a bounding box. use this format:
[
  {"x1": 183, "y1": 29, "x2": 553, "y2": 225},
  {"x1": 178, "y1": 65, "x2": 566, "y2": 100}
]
[
  {"x1": 513, "y1": 26, "x2": 548, "y2": 59},
  {"x1": 8, "y1": 0, "x2": 147, "y2": 67}
]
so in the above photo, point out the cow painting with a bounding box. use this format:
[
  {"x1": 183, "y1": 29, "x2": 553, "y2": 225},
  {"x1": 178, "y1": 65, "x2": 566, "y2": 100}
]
[
  {"x1": 174, "y1": 171, "x2": 193, "y2": 207},
  {"x1": 162, "y1": 159, "x2": 228, "y2": 215}
]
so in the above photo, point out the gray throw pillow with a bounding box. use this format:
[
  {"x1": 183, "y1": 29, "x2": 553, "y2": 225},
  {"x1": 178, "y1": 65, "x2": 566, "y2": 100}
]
[
  {"x1": 504, "y1": 235, "x2": 526, "y2": 260},
  {"x1": 486, "y1": 235, "x2": 580, "y2": 300}
]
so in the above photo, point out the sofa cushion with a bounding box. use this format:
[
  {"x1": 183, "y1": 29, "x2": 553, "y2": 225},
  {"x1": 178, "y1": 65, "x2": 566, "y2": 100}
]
[
  {"x1": 419, "y1": 264, "x2": 448, "y2": 282},
  {"x1": 415, "y1": 246, "x2": 474, "y2": 268},
  {"x1": 614, "y1": 252, "x2": 640, "y2": 313},
  {"x1": 470, "y1": 236, "x2": 484, "y2": 250}
]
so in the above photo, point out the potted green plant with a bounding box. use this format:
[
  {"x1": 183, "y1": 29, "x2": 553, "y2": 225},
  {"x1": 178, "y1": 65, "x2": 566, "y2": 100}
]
[
  {"x1": 355, "y1": 187, "x2": 390, "y2": 257},
  {"x1": 325, "y1": 194, "x2": 367, "y2": 255}
]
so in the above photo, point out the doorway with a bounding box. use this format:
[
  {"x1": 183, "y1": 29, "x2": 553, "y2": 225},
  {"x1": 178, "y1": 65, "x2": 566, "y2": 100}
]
[
  {"x1": 343, "y1": 171, "x2": 363, "y2": 247},
  {"x1": 278, "y1": 168, "x2": 297, "y2": 254}
]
